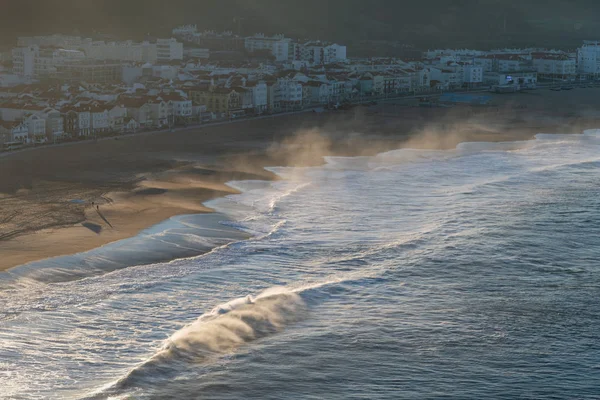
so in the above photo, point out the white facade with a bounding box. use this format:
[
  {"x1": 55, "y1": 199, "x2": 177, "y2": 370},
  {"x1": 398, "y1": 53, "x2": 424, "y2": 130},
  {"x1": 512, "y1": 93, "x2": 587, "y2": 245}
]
[
  {"x1": 25, "y1": 114, "x2": 46, "y2": 142},
  {"x1": 152, "y1": 65, "x2": 179, "y2": 80},
  {"x1": 187, "y1": 48, "x2": 210, "y2": 59},
  {"x1": 577, "y1": 41, "x2": 600, "y2": 76},
  {"x1": 0, "y1": 121, "x2": 29, "y2": 142},
  {"x1": 425, "y1": 49, "x2": 485, "y2": 60},
  {"x1": 17, "y1": 35, "x2": 89, "y2": 50},
  {"x1": 306, "y1": 82, "x2": 330, "y2": 104},
  {"x1": 533, "y1": 56, "x2": 576, "y2": 78},
  {"x1": 91, "y1": 108, "x2": 109, "y2": 132},
  {"x1": 296, "y1": 42, "x2": 347, "y2": 65},
  {"x1": 106, "y1": 41, "x2": 144, "y2": 62},
  {"x1": 12, "y1": 46, "x2": 37, "y2": 77},
  {"x1": 484, "y1": 71, "x2": 537, "y2": 88},
  {"x1": 473, "y1": 56, "x2": 495, "y2": 72},
  {"x1": 173, "y1": 25, "x2": 197, "y2": 36},
  {"x1": 302, "y1": 43, "x2": 325, "y2": 65},
  {"x1": 277, "y1": 78, "x2": 303, "y2": 107},
  {"x1": 82, "y1": 40, "x2": 158, "y2": 63},
  {"x1": 430, "y1": 67, "x2": 463, "y2": 88},
  {"x1": 14, "y1": 45, "x2": 84, "y2": 78},
  {"x1": 148, "y1": 100, "x2": 169, "y2": 126},
  {"x1": 0, "y1": 73, "x2": 27, "y2": 87},
  {"x1": 35, "y1": 48, "x2": 86, "y2": 77},
  {"x1": 245, "y1": 34, "x2": 291, "y2": 62},
  {"x1": 463, "y1": 66, "x2": 483, "y2": 84},
  {"x1": 122, "y1": 65, "x2": 144, "y2": 84},
  {"x1": 108, "y1": 105, "x2": 127, "y2": 132},
  {"x1": 249, "y1": 82, "x2": 268, "y2": 112},
  {"x1": 13, "y1": 122, "x2": 29, "y2": 142},
  {"x1": 170, "y1": 98, "x2": 193, "y2": 117},
  {"x1": 125, "y1": 103, "x2": 152, "y2": 127},
  {"x1": 325, "y1": 44, "x2": 347, "y2": 63},
  {"x1": 43, "y1": 108, "x2": 64, "y2": 138},
  {"x1": 156, "y1": 39, "x2": 184, "y2": 62},
  {"x1": 142, "y1": 42, "x2": 158, "y2": 63},
  {"x1": 497, "y1": 58, "x2": 525, "y2": 72},
  {"x1": 266, "y1": 82, "x2": 282, "y2": 112},
  {"x1": 78, "y1": 110, "x2": 91, "y2": 136}
]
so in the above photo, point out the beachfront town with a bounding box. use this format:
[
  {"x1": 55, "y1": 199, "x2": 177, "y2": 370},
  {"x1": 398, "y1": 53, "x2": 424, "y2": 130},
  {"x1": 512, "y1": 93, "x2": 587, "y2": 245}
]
[{"x1": 0, "y1": 25, "x2": 599, "y2": 149}]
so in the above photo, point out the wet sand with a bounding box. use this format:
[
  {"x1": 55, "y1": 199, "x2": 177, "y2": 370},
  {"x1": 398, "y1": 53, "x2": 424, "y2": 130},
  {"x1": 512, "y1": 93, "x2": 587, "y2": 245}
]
[{"x1": 1, "y1": 87, "x2": 599, "y2": 271}]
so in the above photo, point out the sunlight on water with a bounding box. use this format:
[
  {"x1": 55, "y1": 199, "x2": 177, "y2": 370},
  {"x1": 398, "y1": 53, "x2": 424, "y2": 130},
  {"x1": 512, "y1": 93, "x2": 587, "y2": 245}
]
[{"x1": 2, "y1": 131, "x2": 600, "y2": 399}]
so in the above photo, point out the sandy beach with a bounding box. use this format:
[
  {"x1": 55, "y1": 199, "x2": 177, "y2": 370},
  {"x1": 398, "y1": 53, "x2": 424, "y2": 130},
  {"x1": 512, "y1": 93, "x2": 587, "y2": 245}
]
[{"x1": 1, "y1": 87, "x2": 599, "y2": 271}]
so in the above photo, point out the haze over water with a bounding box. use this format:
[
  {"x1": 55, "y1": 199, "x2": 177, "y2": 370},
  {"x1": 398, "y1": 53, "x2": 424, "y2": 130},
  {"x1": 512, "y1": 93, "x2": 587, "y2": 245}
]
[{"x1": 2, "y1": 130, "x2": 600, "y2": 399}]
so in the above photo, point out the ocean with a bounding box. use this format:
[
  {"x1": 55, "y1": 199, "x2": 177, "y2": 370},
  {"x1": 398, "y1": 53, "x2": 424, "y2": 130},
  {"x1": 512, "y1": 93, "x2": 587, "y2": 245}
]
[{"x1": 1, "y1": 130, "x2": 600, "y2": 399}]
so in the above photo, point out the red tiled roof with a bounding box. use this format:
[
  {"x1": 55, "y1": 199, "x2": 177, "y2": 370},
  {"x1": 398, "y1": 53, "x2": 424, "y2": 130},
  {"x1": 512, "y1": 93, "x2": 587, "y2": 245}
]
[
  {"x1": 119, "y1": 97, "x2": 149, "y2": 108},
  {"x1": 0, "y1": 120, "x2": 22, "y2": 129}
]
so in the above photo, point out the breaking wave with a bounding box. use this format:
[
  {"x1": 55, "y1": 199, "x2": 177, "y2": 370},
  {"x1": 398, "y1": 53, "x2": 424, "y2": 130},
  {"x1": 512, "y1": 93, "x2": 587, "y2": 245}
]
[{"x1": 87, "y1": 288, "x2": 307, "y2": 398}]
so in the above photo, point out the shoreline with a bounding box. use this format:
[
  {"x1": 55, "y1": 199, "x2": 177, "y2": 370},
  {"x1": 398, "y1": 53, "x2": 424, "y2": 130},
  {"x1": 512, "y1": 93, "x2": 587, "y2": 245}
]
[{"x1": 1, "y1": 88, "x2": 600, "y2": 272}]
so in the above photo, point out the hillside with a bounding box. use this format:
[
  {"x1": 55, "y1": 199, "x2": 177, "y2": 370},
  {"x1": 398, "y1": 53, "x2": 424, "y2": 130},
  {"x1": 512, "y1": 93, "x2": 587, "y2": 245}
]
[{"x1": 1, "y1": 0, "x2": 598, "y2": 51}]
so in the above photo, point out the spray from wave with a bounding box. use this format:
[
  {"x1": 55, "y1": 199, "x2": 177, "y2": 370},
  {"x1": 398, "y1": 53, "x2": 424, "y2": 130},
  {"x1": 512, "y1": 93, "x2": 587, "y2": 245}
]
[
  {"x1": 85, "y1": 268, "x2": 383, "y2": 399},
  {"x1": 87, "y1": 288, "x2": 307, "y2": 398}
]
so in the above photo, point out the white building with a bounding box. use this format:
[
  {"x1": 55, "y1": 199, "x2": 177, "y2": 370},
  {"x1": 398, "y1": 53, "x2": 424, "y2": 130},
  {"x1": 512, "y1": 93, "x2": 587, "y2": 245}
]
[
  {"x1": 277, "y1": 78, "x2": 303, "y2": 109},
  {"x1": 298, "y1": 42, "x2": 347, "y2": 65},
  {"x1": 25, "y1": 114, "x2": 47, "y2": 142},
  {"x1": 473, "y1": 54, "x2": 529, "y2": 73},
  {"x1": 81, "y1": 40, "x2": 158, "y2": 63},
  {"x1": 577, "y1": 41, "x2": 600, "y2": 77},
  {"x1": 151, "y1": 65, "x2": 179, "y2": 80},
  {"x1": 497, "y1": 56, "x2": 527, "y2": 72},
  {"x1": 473, "y1": 55, "x2": 496, "y2": 72},
  {"x1": 0, "y1": 120, "x2": 29, "y2": 142},
  {"x1": 173, "y1": 25, "x2": 198, "y2": 36},
  {"x1": 245, "y1": 34, "x2": 291, "y2": 62},
  {"x1": 13, "y1": 45, "x2": 86, "y2": 78},
  {"x1": 105, "y1": 41, "x2": 144, "y2": 62},
  {"x1": 63, "y1": 107, "x2": 92, "y2": 137},
  {"x1": 248, "y1": 81, "x2": 268, "y2": 113},
  {"x1": 17, "y1": 35, "x2": 89, "y2": 50},
  {"x1": 425, "y1": 49, "x2": 485, "y2": 60},
  {"x1": 302, "y1": 42, "x2": 325, "y2": 64},
  {"x1": 532, "y1": 53, "x2": 576, "y2": 80},
  {"x1": 325, "y1": 44, "x2": 347, "y2": 63},
  {"x1": 77, "y1": 109, "x2": 92, "y2": 136},
  {"x1": 187, "y1": 48, "x2": 210, "y2": 59},
  {"x1": 122, "y1": 65, "x2": 144, "y2": 84},
  {"x1": 147, "y1": 98, "x2": 169, "y2": 127},
  {"x1": 35, "y1": 48, "x2": 86, "y2": 77},
  {"x1": 160, "y1": 94, "x2": 192, "y2": 121},
  {"x1": 305, "y1": 81, "x2": 330, "y2": 104},
  {"x1": 90, "y1": 106, "x2": 110, "y2": 133},
  {"x1": 12, "y1": 46, "x2": 37, "y2": 78},
  {"x1": 156, "y1": 39, "x2": 184, "y2": 62},
  {"x1": 266, "y1": 81, "x2": 282, "y2": 112},
  {"x1": 429, "y1": 67, "x2": 463, "y2": 89},
  {"x1": 42, "y1": 108, "x2": 64, "y2": 139},
  {"x1": 0, "y1": 73, "x2": 27, "y2": 87},
  {"x1": 142, "y1": 41, "x2": 158, "y2": 63},
  {"x1": 107, "y1": 104, "x2": 128, "y2": 132},
  {"x1": 484, "y1": 71, "x2": 537, "y2": 89},
  {"x1": 463, "y1": 65, "x2": 483, "y2": 85}
]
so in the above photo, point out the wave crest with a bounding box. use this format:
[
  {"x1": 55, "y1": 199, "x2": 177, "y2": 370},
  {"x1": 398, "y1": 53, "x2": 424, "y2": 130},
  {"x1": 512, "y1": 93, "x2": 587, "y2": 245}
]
[{"x1": 91, "y1": 289, "x2": 306, "y2": 397}]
